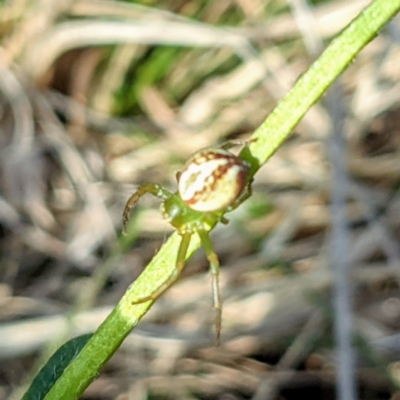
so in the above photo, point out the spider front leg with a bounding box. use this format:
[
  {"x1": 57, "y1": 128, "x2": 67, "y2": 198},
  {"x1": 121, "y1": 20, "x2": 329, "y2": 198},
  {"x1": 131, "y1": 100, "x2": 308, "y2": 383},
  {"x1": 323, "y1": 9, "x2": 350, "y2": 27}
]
[
  {"x1": 226, "y1": 179, "x2": 253, "y2": 213},
  {"x1": 197, "y1": 229, "x2": 222, "y2": 345},
  {"x1": 122, "y1": 183, "x2": 172, "y2": 234},
  {"x1": 129, "y1": 231, "x2": 192, "y2": 304}
]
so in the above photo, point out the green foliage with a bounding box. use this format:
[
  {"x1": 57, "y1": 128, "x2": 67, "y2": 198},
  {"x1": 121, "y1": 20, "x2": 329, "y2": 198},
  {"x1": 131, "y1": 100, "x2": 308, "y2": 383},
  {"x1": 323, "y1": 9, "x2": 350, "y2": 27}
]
[
  {"x1": 22, "y1": 334, "x2": 92, "y2": 400},
  {"x1": 247, "y1": 194, "x2": 275, "y2": 219},
  {"x1": 114, "y1": 46, "x2": 181, "y2": 115},
  {"x1": 113, "y1": 46, "x2": 241, "y2": 116}
]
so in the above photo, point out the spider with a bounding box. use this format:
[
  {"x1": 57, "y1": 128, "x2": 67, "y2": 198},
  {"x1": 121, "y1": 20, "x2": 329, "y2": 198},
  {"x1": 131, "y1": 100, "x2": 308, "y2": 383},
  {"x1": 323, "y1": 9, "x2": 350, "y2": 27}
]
[{"x1": 122, "y1": 142, "x2": 253, "y2": 343}]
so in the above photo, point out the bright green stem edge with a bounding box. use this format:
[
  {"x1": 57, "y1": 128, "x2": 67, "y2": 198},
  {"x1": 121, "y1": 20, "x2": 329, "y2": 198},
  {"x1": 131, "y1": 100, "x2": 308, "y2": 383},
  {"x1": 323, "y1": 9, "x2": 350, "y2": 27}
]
[{"x1": 43, "y1": 0, "x2": 400, "y2": 398}]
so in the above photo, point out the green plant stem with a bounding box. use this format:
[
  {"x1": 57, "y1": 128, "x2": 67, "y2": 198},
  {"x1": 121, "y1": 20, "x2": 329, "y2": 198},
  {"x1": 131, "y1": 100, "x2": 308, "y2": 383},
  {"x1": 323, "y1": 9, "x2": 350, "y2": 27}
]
[
  {"x1": 44, "y1": 233, "x2": 202, "y2": 399},
  {"x1": 44, "y1": 0, "x2": 400, "y2": 398},
  {"x1": 243, "y1": 0, "x2": 400, "y2": 174}
]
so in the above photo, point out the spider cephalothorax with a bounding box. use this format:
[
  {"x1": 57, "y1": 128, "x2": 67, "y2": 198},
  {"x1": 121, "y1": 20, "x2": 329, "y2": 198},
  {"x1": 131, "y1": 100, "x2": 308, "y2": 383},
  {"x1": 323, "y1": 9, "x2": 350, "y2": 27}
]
[{"x1": 123, "y1": 142, "x2": 253, "y2": 343}]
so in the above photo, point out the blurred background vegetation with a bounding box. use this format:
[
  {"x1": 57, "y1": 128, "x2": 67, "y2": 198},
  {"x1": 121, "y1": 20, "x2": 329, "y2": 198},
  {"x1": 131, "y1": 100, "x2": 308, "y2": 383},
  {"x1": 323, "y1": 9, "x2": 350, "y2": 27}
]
[{"x1": 1, "y1": 0, "x2": 400, "y2": 399}]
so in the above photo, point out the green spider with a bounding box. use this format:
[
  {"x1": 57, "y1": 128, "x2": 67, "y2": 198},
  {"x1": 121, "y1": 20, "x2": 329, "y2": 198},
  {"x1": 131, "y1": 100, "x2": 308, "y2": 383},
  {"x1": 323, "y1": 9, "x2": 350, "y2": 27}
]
[{"x1": 122, "y1": 142, "x2": 253, "y2": 343}]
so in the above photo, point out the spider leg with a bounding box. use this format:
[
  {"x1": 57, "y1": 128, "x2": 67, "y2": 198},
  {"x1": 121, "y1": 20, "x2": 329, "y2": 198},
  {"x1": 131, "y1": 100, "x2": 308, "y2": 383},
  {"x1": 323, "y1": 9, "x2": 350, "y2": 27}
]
[
  {"x1": 220, "y1": 138, "x2": 257, "y2": 152},
  {"x1": 131, "y1": 231, "x2": 192, "y2": 304},
  {"x1": 197, "y1": 229, "x2": 222, "y2": 345},
  {"x1": 123, "y1": 183, "x2": 172, "y2": 234},
  {"x1": 226, "y1": 179, "x2": 253, "y2": 213},
  {"x1": 220, "y1": 141, "x2": 242, "y2": 151}
]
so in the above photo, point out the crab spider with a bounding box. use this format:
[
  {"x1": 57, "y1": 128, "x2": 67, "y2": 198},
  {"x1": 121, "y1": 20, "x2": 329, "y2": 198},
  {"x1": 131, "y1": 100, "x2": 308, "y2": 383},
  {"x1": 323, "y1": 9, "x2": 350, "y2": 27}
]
[{"x1": 123, "y1": 142, "x2": 253, "y2": 343}]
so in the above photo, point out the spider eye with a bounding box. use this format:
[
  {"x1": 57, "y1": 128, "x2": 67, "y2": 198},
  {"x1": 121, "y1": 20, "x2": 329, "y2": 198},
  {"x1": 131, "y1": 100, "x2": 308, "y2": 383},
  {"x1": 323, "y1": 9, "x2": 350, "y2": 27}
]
[{"x1": 178, "y1": 148, "x2": 250, "y2": 212}]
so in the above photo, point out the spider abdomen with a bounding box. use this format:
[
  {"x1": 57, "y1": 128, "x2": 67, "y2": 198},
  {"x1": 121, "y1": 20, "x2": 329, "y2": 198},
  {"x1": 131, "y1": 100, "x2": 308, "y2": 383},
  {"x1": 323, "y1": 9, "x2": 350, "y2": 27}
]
[{"x1": 178, "y1": 148, "x2": 250, "y2": 212}]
